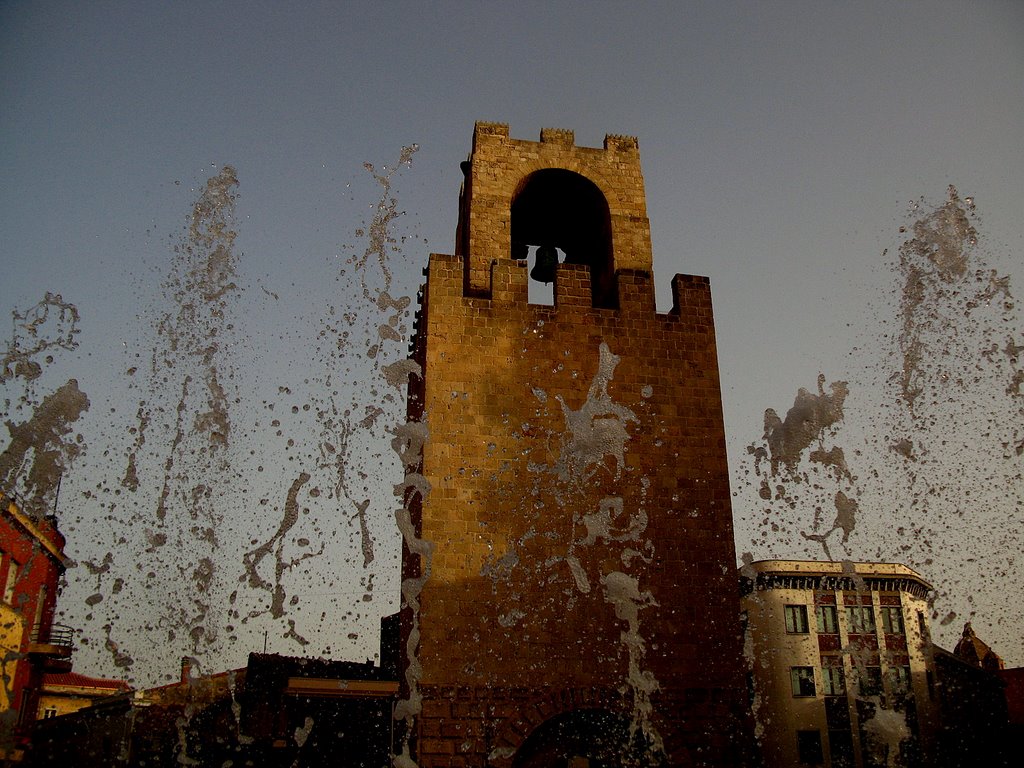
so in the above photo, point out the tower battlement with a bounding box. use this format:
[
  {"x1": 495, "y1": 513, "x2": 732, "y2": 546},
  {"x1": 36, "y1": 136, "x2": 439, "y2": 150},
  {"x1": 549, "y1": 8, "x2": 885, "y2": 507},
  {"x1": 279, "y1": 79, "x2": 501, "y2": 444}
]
[{"x1": 420, "y1": 251, "x2": 716, "y2": 326}]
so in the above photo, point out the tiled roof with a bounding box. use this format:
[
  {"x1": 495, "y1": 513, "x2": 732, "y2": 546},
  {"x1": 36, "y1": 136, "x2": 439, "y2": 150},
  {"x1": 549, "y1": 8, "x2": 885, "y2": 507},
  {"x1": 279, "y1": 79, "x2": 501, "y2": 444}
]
[{"x1": 43, "y1": 672, "x2": 132, "y2": 691}]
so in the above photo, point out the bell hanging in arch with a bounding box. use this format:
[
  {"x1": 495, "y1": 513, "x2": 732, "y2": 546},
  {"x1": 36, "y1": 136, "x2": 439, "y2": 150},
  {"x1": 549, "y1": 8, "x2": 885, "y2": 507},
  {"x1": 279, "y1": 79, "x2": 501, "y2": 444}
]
[{"x1": 530, "y1": 245, "x2": 558, "y2": 284}]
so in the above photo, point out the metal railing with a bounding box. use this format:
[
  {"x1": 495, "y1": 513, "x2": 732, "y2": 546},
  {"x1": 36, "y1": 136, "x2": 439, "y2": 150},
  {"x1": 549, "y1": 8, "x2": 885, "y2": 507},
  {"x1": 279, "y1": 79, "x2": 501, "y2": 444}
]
[{"x1": 31, "y1": 622, "x2": 75, "y2": 649}]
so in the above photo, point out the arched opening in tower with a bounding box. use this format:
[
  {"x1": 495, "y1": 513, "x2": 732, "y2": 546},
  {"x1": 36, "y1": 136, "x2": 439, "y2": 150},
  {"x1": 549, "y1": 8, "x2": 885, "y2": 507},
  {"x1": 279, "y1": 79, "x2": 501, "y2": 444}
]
[{"x1": 511, "y1": 169, "x2": 615, "y2": 309}]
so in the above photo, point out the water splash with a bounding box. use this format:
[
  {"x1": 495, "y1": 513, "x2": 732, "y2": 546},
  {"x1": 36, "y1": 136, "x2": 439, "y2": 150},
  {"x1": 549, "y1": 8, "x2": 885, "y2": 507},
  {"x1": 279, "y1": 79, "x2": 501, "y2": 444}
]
[
  {"x1": 242, "y1": 472, "x2": 324, "y2": 623},
  {"x1": 743, "y1": 373, "x2": 857, "y2": 560},
  {"x1": 269, "y1": 146, "x2": 420, "y2": 644},
  {"x1": 353, "y1": 146, "x2": 419, "y2": 302},
  {"x1": 554, "y1": 343, "x2": 638, "y2": 486},
  {"x1": 753, "y1": 374, "x2": 850, "y2": 482},
  {"x1": 0, "y1": 293, "x2": 86, "y2": 518},
  {"x1": 489, "y1": 342, "x2": 663, "y2": 755},
  {"x1": 738, "y1": 186, "x2": 1024, "y2": 662},
  {"x1": 0, "y1": 379, "x2": 89, "y2": 518},
  {"x1": 0, "y1": 143, "x2": 425, "y2": 695},
  {"x1": 0, "y1": 292, "x2": 80, "y2": 388},
  {"x1": 76, "y1": 165, "x2": 247, "y2": 676},
  {"x1": 600, "y1": 570, "x2": 663, "y2": 756},
  {"x1": 261, "y1": 146, "x2": 419, "y2": 632},
  {"x1": 897, "y1": 187, "x2": 979, "y2": 414},
  {"x1": 872, "y1": 187, "x2": 1023, "y2": 650},
  {"x1": 391, "y1": 414, "x2": 432, "y2": 768}
]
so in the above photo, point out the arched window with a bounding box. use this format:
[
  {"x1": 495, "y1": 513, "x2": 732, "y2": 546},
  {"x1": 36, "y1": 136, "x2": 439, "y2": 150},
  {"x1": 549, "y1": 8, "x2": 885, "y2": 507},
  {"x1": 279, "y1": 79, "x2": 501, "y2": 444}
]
[{"x1": 511, "y1": 170, "x2": 615, "y2": 308}]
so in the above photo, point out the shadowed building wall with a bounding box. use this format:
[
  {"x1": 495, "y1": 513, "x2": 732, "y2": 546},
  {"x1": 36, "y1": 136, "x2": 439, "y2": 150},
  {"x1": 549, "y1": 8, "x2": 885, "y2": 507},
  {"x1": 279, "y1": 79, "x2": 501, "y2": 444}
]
[{"x1": 401, "y1": 123, "x2": 753, "y2": 767}]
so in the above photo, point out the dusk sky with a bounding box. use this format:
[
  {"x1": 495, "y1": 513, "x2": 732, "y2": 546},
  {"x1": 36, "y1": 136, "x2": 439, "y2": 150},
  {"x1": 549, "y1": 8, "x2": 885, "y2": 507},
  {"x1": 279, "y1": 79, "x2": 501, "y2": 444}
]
[{"x1": 2, "y1": 1, "x2": 1022, "y2": 682}]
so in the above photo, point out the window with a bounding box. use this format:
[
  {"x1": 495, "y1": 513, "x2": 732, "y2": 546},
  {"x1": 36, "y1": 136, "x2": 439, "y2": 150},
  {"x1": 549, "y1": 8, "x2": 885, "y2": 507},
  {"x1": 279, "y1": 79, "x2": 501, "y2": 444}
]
[
  {"x1": 32, "y1": 583, "x2": 47, "y2": 637},
  {"x1": 822, "y1": 665, "x2": 846, "y2": 696},
  {"x1": 3, "y1": 558, "x2": 18, "y2": 604},
  {"x1": 857, "y1": 666, "x2": 883, "y2": 697},
  {"x1": 881, "y1": 606, "x2": 904, "y2": 634},
  {"x1": 785, "y1": 604, "x2": 809, "y2": 633},
  {"x1": 825, "y1": 696, "x2": 851, "y2": 729},
  {"x1": 816, "y1": 604, "x2": 838, "y2": 634},
  {"x1": 796, "y1": 730, "x2": 824, "y2": 764},
  {"x1": 846, "y1": 605, "x2": 876, "y2": 634},
  {"x1": 15, "y1": 690, "x2": 32, "y2": 728},
  {"x1": 791, "y1": 667, "x2": 816, "y2": 697},
  {"x1": 43, "y1": 708, "x2": 57, "y2": 719},
  {"x1": 829, "y1": 729, "x2": 855, "y2": 768},
  {"x1": 888, "y1": 665, "x2": 912, "y2": 703}
]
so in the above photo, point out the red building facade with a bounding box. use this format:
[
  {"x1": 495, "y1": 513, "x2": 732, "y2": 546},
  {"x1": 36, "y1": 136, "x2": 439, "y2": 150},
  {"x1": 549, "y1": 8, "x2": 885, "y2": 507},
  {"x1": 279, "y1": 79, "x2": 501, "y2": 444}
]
[{"x1": 0, "y1": 490, "x2": 70, "y2": 760}]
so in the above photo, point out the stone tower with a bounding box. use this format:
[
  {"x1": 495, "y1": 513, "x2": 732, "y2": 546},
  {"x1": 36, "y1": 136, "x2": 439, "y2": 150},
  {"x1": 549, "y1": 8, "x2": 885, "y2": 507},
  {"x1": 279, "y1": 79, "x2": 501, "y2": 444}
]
[{"x1": 399, "y1": 123, "x2": 752, "y2": 767}]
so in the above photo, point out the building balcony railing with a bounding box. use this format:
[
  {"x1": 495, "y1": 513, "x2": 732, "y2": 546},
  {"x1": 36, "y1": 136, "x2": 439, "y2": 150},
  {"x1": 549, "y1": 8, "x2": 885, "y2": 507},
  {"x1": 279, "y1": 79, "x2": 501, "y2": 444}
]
[
  {"x1": 32, "y1": 622, "x2": 74, "y2": 649},
  {"x1": 29, "y1": 623, "x2": 75, "y2": 671}
]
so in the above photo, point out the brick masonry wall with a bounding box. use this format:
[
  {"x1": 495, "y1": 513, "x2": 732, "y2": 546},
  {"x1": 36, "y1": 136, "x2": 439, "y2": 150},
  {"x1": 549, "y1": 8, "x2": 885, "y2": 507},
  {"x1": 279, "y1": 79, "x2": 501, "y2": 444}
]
[{"x1": 403, "y1": 125, "x2": 753, "y2": 767}]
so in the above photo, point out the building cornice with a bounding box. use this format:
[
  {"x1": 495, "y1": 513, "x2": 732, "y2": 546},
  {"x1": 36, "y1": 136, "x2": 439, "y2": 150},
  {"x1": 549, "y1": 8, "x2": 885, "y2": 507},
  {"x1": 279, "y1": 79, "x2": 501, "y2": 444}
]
[{"x1": 740, "y1": 559, "x2": 932, "y2": 599}]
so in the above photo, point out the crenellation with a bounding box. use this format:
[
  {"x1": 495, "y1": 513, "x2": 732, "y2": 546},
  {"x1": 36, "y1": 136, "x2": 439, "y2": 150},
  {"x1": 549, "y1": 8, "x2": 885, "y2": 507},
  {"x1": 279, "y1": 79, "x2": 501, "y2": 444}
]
[
  {"x1": 552, "y1": 261, "x2": 592, "y2": 308},
  {"x1": 615, "y1": 268, "x2": 656, "y2": 315},
  {"x1": 604, "y1": 134, "x2": 639, "y2": 153},
  {"x1": 540, "y1": 127, "x2": 576, "y2": 146},
  {"x1": 473, "y1": 121, "x2": 509, "y2": 140},
  {"x1": 487, "y1": 260, "x2": 528, "y2": 305}
]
